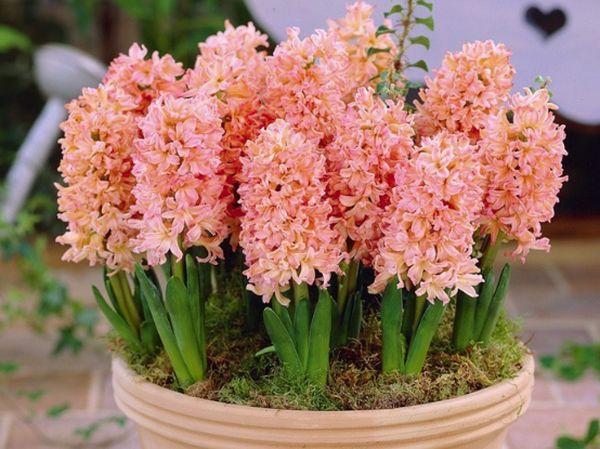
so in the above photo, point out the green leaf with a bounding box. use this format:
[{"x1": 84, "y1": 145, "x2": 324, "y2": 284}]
[
  {"x1": 404, "y1": 301, "x2": 446, "y2": 375},
  {"x1": 585, "y1": 419, "x2": 599, "y2": 443},
  {"x1": 367, "y1": 47, "x2": 391, "y2": 57},
  {"x1": 376, "y1": 25, "x2": 395, "y2": 37},
  {"x1": 135, "y1": 265, "x2": 193, "y2": 388},
  {"x1": 381, "y1": 279, "x2": 404, "y2": 373},
  {"x1": 384, "y1": 4, "x2": 404, "y2": 17},
  {"x1": 306, "y1": 290, "x2": 333, "y2": 385},
  {"x1": 255, "y1": 345, "x2": 275, "y2": 357},
  {"x1": 293, "y1": 295, "x2": 310, "y2": 369},
  {"x1": 46, "y1": 403, "x2": 70, "y2": 419},
  {"x1": 480, "y1": 264, "x2": 511, "y2": 345},
  {"x1": 0, "y1": 362, "x2": 19, "y2": 374},
  {"x1": 472, "y1": 270, "x2": 497, "y2": 340},
  {"x1": 0, "y1": 25, "x2": 32, "y2": 53},
  {"x1": 415, "y1": 16, "x2": 435, "y2": 31},
  {"x1": 263, "y1": 307, "x2": 303, "y2": 378},
  {"x1": 348, "y1": 292, "x2": 363, "y2": 340},
  {"x1": 409, "y1": 35, "x2": 431, "y2": 49},
  {"x1": 417, "y1": 0, "x2": 434, "y2": 12},
  {"x1": 556, "y1": 436, "x2": 585, "y2": 449},
  {"x1": 92, "y1": 286, "x2": 142, "y2": 353},
  {"x1": 165, "y1": 276, "x2": 204, "y2": 382},
  {"x1": 409, "y1": 59, "x2": 429, "y2": 72}
]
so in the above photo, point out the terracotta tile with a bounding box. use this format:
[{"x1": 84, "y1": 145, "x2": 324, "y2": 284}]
[
  {"x1": 6, "y1": 410, "x2": 132, "y2": 449},
  {"x1": 507, "y1": 406, "x2": 600, "y2": 449},
  {"x1": 0, "y1": 372, "x2": 91, "y2": 412}
]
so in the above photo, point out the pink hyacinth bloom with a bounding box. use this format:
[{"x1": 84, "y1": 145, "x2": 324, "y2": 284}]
[
  {"x1": 370, "y1": 132, "x2": 485, "y2": 303},
  {"x1": 130, "y1": 93, "x2": 228, "y2": 266},
  {"x1": 56, "y1": 85, "x2": 139, "y2": 272},
  {"x1": 239, "y1": 120, "x2": 346, "y2": 305},
  {"x1": 327, "y1": 87, "x2": 414, "y2": 265},
  {"x1": 415, "y1": 40, "x2": 515, "y2": 141},
  {"x1": 185, "y1": 22, "x2": 275, "y2": 244},
  {"x1": 263, "y1": 26, "x2": 350, "y2": 145},
  {"x1": 480, "y1": 88, "x2": 567, "y2": 260},
  {"x1": 103, "y1": 43, "x2": 185, "y2": 114},
  {"x1": 327, "y1": 2, "x2": 397, "y2": 90}
]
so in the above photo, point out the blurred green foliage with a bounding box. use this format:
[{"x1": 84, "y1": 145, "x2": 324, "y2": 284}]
[{"x1": 541, "y1": 341, "x2": 600, "y2": 381}]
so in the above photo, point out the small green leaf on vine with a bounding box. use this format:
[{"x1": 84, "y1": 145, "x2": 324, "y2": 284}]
[
  {"x1": 384, "y1": 4, "x2": 404, "y2": 17},
  {"x1": 409, "y1": 35, "x2": 431, "y2": 49},
  {"x1": 409, "y1": 60, "x2": 429, "y2": 72},
  {"x1": 417, "y1": 0, "x2": 434, "y2": 12},
  {"x1": 376, "y1": 25, "x2": 395, "y2": 37},
  {"x1": 367, "y1": 47, "x2": 391, "y2": 57},
  {"x1": 415, "y1": 16, "x2": 435, "y2": 31}
]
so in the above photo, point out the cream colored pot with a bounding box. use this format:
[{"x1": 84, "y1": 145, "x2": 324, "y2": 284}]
[{"x1": 112, "y1": 354, "x2": 534, "y2": 449}]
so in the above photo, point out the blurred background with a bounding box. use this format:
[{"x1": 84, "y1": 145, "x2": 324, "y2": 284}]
[{"x1": 0, "y1": 1, "x2": 598, "y2": 448}]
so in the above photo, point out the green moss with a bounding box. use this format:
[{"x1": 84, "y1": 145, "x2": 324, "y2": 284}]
[{"x1": 111, "y1": 271, "x2": 526, "y2": 411}]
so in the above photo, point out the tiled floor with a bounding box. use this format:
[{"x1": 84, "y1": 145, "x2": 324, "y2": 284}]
[{"x1": 0, "y1": 238, "x2": 598, "y2": 449}]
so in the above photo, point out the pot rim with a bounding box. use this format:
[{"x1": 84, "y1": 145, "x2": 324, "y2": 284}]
[{"x1": 112, "y1": 351, "x2": 534, "y2": 421}]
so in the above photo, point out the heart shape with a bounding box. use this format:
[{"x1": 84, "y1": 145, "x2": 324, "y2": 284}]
[{"x1": 525, "y1": 6, "x2": 567, "y2": 38}]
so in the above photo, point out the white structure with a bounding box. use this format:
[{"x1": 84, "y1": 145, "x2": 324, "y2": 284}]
[
  {"x1": 2, "y1": 44, "x2": 106, "y2": 223},
  {"x1": 246, "y1": 0, "x2": 600, "y2": 125}
]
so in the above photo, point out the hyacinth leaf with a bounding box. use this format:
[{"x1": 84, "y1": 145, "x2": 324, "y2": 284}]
[
  {"x1": 401, "y1": 289, "x2": 416, "y2": 341},
  {"x1": 480, "y1": 264, "x2": 512, "y2": 346},
  {"x1": 185, "y1": 255, "x2": 201, "y2": 343},
  {"x1": 103, "y1": 267, "x2": 121, "y2": 314},
  {"x1": 135, "y1": 265, "x2": 193, "y2": 388},
  {"x1": 412, "y1": 295, "x2": 427, "y2": 335},
  {"x1": 107, "y1": 273, "x2": 135, "y2": 330},
  {"x1": 306, "y1": 290, "x2": 333, "y2": 385},
  {"x1": 404, "y1": 300, "x2": 446, "y2": 376},
  {"x1": 131, "y1": 276, "x2": 160, "y2": 353},
  {"x1": 452, "y1": 290, "x2": 477, "y2": 352},
  {"x1": 473, "y1": 270, "x2": 497, "y2": 340},
  {"x1": 146, "y1": 267, "x2": 163, "y2": 300},
  {"x1": 293, "y1": 293, "x2": 310, "y2": 369},
  {"x1": 348, "y1": 291, "x2": 363, "y2": 340},
  {"x1": 271, "y1": 297, "x2": 294, "y2": 336},
  {"x1": 381, "y1": 279, "x2": 403, "y2": 373},
  {"x1": 92, "y1": 286, "x2": 142, "y2": 352},
  {"x1": 263, "y1": 307, "x2": 303, "y2": 377},
  {"x1": 165, "y1": 276, "x2": 204, "y2": 382}
]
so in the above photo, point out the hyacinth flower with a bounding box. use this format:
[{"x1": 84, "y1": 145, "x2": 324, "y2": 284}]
[
  {"x1": 370, "y1": 132, "x2": 484, "y2": 375},
  {"x1": 127, "y1": 92, "x2": 228, "y2": 388},
  {"x1": 451, "y1": 87, "x2": 567, "y2": 351},
  {"x1": 325, "y1": 87, "x2": 414, "y2": 345},
  {"x1": 56, "y1": 83, "x2": 162, "y2": 356},
  {"x1": 414, "y1": 40, "x2": 515, "y2": 142},
  {"x1": 239, "y1": 120, "x2": 345, "y2": 385}
]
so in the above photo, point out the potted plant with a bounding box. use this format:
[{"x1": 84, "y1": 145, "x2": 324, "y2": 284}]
[{"x1": 55, "y1": 2, "x2": 565, "y2": 448}]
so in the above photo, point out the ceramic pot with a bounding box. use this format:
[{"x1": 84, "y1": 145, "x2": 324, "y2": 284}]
[{"x1": 112, "y1": 354, "x2": 534, "y2": 449}]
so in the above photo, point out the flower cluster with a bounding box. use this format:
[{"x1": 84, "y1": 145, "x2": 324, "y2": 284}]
[
  {"x1": 326, "y1": 87, "x2": 414, "y2": 265},
  {"x1": 480, "y1": 88, "x2": 567, "y2": 260},
  {"x1": 57, "y1": 85, "x2": 138, "y2": 272},
  {"x1": 415, "y1": 40, "x2": 515, "y2": 141},
  {"x1": 57, "y1": 2, "x2": 566, "y2": 307},
  {"x1": 238, "y1": 120, "x2": 345, "y2": 304},
  {"x1": 131, "y1": 93, "x2": 227, "y2": 266},
  {"x1": 370, "y1": 132, "x2": 485, "y2": 302}
]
